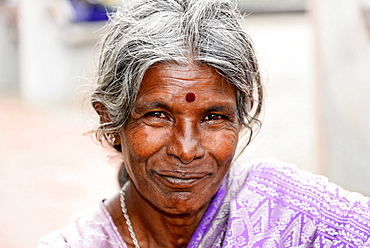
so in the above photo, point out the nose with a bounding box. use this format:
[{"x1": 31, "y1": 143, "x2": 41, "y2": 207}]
[{"x1": 167, "y1": 120, "x2": 205, "y2": 164}]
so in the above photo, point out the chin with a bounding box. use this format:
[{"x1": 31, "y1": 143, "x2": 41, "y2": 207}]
[
  {"x1": 161, "y1": 205, "x2": 205, "y2": 216},
  {"x1": 155, "y1": 193, "x2": 211, "y2": 216}
]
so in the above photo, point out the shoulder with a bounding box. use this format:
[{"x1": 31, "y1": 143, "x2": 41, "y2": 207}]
[
  {"x1": 38, "y1": 201, "x2": 126, "y2": 248},
  {"x1": 243, "y1": 158, "x2": 370, "y2": 215},
  {"x1": 246, "y1": 158, "x2": 370, "y2": 205},
  {"x1": 246, "y1": 158, "x2": 329, "y2": 193}
]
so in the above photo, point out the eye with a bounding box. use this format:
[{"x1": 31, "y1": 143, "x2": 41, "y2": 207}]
[
  {"x1": 203, "y1": 113, "x2": 225, "y2": 122},
  {"x1": 142, "y1": 111, "x2": 171, "y2": 127},
  {"x1": 146, "y1": 111, "x2": 167, "y2": 119}
]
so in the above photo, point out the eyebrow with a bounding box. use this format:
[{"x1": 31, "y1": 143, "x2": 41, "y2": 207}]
[
  {"x1": 133, "y1": 101, "x2": 171, "y2": 113},
  {"x1": 204, "y1": 104, "x2": 237, "y2": 116}
]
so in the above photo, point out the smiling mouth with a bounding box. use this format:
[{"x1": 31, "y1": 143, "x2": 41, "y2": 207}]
[{"x1": 153, "y1": 171, "x2": 211, "y2": 189}]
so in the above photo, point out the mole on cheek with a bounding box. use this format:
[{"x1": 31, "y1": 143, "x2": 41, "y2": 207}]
[{"x1": 185, "y1": 93, "x2": 196, "y2": 102}]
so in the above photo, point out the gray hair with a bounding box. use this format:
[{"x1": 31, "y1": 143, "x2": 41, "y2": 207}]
[{"x1": 92, "y1": 0, "x2": 263, "y2": 151}]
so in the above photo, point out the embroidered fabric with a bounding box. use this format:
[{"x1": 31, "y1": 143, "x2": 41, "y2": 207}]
[
  {"x1": 38, "y1": 201, "x2": 127, "y2": 248},
  {"x1": 38, "y1": 159, "x2": 370, "y2": 247},
  {"x1": 189, "y1": 158, "x2": 370, "y2": 247}
]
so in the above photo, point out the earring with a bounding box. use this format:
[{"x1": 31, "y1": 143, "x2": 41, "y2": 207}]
[{"x1": 107, "y1": 133, "x2": 116, "y2": 144}]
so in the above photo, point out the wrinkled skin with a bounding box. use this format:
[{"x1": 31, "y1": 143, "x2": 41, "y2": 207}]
[{"x1": 105, "y1": 63, "x2": 241, "y2": 247}]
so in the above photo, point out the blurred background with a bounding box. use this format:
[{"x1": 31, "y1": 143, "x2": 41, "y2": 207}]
[{"x1": 1, "y1": 0, "x2": 370, "y2": 247}]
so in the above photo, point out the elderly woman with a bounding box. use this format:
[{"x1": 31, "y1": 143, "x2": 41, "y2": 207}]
[{"x1": 39, "y1": 0, "x2": 370, "y2": 247}]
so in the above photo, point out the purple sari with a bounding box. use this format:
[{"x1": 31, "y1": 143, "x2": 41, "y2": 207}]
[{"x1": 39, "y1": 159, "x2": 370, "y2": 247}]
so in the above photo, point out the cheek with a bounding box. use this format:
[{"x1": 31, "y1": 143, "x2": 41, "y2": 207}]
[
  {"x1": 203, "y1": 130, "x2": 239, "y2": 164},
  {"x1": 122, "y1": 125, "x2": 169, "y2": 161}
]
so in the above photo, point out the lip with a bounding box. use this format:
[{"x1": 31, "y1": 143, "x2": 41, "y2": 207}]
[{"x1": 153, "y1": 171, "x2": 211, "y2": 189}]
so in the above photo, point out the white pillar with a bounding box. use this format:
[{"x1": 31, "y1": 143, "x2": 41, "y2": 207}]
[
  {"x1": 18, "y1": 0, "x2": 96, "y2": 105},
  {"x1": 314, "y1": 0, "x2": 370, "y2": 195},
  {"x1": 0, "y1": 2, "x2": 19, "y2": 91}
]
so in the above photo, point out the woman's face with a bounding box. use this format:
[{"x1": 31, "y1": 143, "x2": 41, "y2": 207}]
[{"x1": 119, "y1": 63, "x2": 241, "y2": 214}]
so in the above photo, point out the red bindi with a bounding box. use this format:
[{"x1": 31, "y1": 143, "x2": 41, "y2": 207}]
[{"x1": 185, "y1": 92, "x2": 196, "y2": 102}]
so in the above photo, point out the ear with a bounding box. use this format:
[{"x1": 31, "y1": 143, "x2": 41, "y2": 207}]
[
  {"x1": 93, "y1": 102, "x2": 121, "y2": 147},
  {"x1": 93, "y1": 101, "x2": 111, "y2": 124},
  {"x1": 249, "y1": 100, "x2": 254, "y2": 111}
]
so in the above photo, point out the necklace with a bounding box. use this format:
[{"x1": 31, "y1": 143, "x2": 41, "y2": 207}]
[{"x1": 120, "y1": 181, "x2": 141, "y2": 248}]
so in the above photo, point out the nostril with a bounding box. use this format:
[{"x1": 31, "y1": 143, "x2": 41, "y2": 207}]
[
  {"x1": 166, "y1": 121, "x2": 205, "y2": 164},
  {"x1": 167, "y1": 139, "x2": 204, "y2": 164}
]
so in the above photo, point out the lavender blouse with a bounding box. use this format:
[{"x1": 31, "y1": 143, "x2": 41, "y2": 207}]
[{"x1": 38, "y1": 159, "x2": 370, "y2": 247}]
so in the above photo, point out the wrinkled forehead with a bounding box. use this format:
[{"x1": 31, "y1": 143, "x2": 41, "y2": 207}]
[{"x1": 137, "y1": 62, "x2": 236, "y2": 98}]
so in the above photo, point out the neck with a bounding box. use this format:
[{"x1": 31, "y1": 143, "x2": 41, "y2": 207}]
[{"x1": 124, "y1": 182, "x2": 209, "y2": 248}]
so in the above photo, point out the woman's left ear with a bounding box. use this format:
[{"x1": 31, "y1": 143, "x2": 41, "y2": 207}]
[{"x1": 93, "y1": 102, "x2": 122, "y2": 147}]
